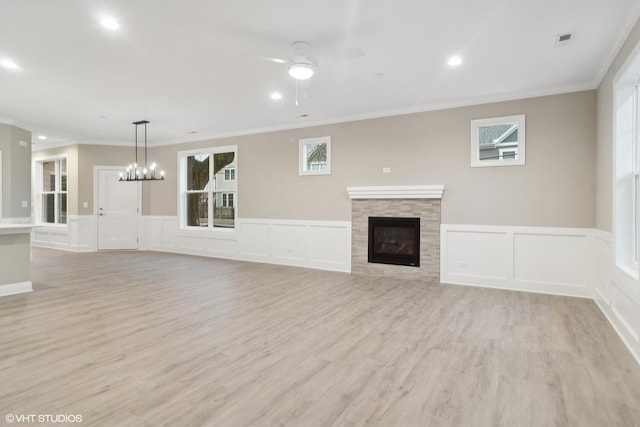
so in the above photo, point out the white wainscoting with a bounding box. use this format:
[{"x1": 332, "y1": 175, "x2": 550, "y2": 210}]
[
  {"x1": 32, "y1": 215, "x2": 96, "y2": 252},
  {"x1": 592, "y1": 230, "x2": 640, "y2": 364},
  {"x1": 138, "y1": 216, "x2": 351, "y2": 273},
  {"x1": 441, "y1": 224, "x2": 593, "y2": 298}
]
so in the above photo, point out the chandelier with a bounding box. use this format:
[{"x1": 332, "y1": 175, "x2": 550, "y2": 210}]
[{"x1": 120, "y1": 120, "x2": 165, "y2": 181}]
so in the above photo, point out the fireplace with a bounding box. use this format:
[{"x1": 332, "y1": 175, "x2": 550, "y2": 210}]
[{"x1": 368, "y1": 217, "x2": 420, "y2": 267}]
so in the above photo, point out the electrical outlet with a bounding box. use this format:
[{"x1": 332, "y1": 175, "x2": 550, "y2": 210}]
[
  {"x1": 458, "y1": 262, "x2": 468, "y2": 268},
  {"x1": 382, "y1": 167, "x2": 391, "y2": 173},
  {"x1": 21, "y1": 200, "x2": 28, "y2": 208},
  {"x1": 83, "y1": 202, "x2": 88, "y2": 208}
]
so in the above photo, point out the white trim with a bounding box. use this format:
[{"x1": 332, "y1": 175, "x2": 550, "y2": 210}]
[
  {"x1": 177, "y1": 145, "x2": 238, "y2": 230},
  {"x1": 612, "y1": 38, "x2": 640, "y2": 281},
  {"x1": 32, "y1": 154, "x2": 69, "y2": 226},
  {"x1": 440, "y1": 224, "x2": 593, "y2": 298},
  {"x1": 139, "y1": 216, "x2": 351, "y2": 273},
  {"x1": 0, "y1": 150, "x2": 2, "y2": 219},
  {"x1": 0, "y1": 281, "x2": 32, "y2": 297},
  {"x1": 93, "y1": 166, "x2": 141, "y2": 251},
  {"x1": 299, "y1": 136, "x2": 331, "y2": 176},
  {"x1": 471, "y1": 114, "x2": 526, "y2": 167},
  {"x1": 590, "y1": 230, "x2": 640, "y2": 365},
  {"x1": 346, "y1": 185, "x2": 444, "y2": 199},
  {"x1": 593, "y1": 0, "x2": 640, "y2": 88},
  {"x1": 31, "y1": 215, "x2": 96, "y2": 251}
]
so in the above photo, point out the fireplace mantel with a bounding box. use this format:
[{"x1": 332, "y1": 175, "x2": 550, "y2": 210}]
[{"x1": 346, "y1": 185, "x2": 444, "y2": 199}]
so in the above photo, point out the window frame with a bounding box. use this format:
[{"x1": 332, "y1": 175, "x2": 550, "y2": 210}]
[
  {"x1": 35, "y1": 155, "x2": 68, "y2": 226},
  {"x1": 177, "y1": 145, "x2": 237, "y2": 233},
  {"x1": 633, "y1": 81, "x2": 640, "y2": 270},
  {"x1": 299, "y1": 136, "x2": 331, "y2": 176},
  {"x1": 613, "y1": 41, "x2": 640, "y2": 280},
  {"x1": 470, "y1": 115, "x2": 526, "y2": 167}
]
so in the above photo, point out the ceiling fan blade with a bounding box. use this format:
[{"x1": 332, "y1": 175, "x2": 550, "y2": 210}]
[
  {"x1": 254, "y1": 55, "x2": 289, "y2": 64},
  {"x1": 314, "y1": 47, "x2": 364, "y2": 66}
]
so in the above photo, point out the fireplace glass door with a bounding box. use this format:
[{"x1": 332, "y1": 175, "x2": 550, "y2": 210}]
[{"x1": 368, "y1": 217, "x2": 420, "y2": 267}]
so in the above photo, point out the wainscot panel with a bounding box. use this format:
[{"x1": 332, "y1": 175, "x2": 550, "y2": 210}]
[
  {"x1": 441, "y1": 224, "x2": 592, "y2": 297},
  {"x1": 32, "y1": 215, "x2": 95, "y2": 252},
  {"x1": 592, "y1": 230, "x2": 640, "y2": 365},
  {"x1": 138, "y1": 216, "x2": 351, "y2": 273}
]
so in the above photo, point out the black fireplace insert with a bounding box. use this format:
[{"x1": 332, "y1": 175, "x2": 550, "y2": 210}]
[{"x1": 368, "y1": 217, "x2": 420, "y2": 267}]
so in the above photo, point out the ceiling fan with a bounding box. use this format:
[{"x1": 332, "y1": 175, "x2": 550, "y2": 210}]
[{"x1": 262, "y1": 41, "x2": 364, "y2": 81}]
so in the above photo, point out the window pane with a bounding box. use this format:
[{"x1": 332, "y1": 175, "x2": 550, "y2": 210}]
[
  {"x1": 305, "y1": 143, "x2": 327, "y2": 171},
  {"x1": 60, "y1": 159, "x2": 67, "y2": 192},
  {"x1": 186, "y1": 192, "x2": 208, "y2": 227},
  {"x1": 213, "y1": 152, "x2": 235, "y2": 190},
  {"x1": 214, "y1": 192, "x2": 235, "y2": 228},
  {"x1": 58, "y1": 193, "x2": 67, "y2": 224},
  {"x1": 42, "y1": 194, "x2": 55, "y2": 223},
  {"x1": 42, "y1": 161, "x2": 56, "y2": 191},
  {"x1": 187, "y1": 154, "x2": 209, "y2": 191}
]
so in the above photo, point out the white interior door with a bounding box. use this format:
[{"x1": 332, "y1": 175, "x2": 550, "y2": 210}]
[{"x1": 98, "y1": 168, "x2": 139, "y2": 250}]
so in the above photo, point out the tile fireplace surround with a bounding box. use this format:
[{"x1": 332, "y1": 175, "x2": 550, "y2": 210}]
[{"x1": 347, "y1": 185, "x2": 444, "y2": 281}]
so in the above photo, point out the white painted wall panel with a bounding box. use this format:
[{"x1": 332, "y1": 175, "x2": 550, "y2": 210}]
[
  {"x1": 514, "y1": 233, "x2": 588, "y2": 286},
  {"x1": 308, "y1": 225, "x2": 348, "y2": 264},
  {"x1": 138, "y1": 216, "x2": 351, "y2": 272},
  {"x1": 446, "y1": 230, "x2": 508, "y2": 279},
  {"x1": 271, "y1": 224, "x2": 306, "y2": 261},
  {"x1": 239, "y1": 222, "x2": 271, "y2": 257},
  {"x1": 441, "y1": 224, "x2": 592, "y2": 297}
]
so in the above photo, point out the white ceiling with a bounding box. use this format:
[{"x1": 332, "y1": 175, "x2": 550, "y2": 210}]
[{"x1": 1, "y1": 0, "x2": 639, "y2": 147}]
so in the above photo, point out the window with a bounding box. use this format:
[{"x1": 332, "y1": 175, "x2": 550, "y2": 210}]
[
  {"x1": 221, "y1": 192, "x2": 234, "y2": 208},
  {"x1": 471, "y1": 115, "x2": 525, "y2": 167},
  {"x1": 614, "y1": 42, "x2": 640, "y2": 276},
  {"x1": 499, "y1": 147, "x2": 518, "y2": 160},
  {"x1": 179, "y1": 146, "x2": 237, "y2": 229},
  {"x1": 299, "y1": 136, "x2": 331, "y2": 175},
  {"x1": 38, "y1": 158, "x2": 67, "y2": 225},
  {"x1": 634, "y1": 82, "x2": 640, "y2": 265}
]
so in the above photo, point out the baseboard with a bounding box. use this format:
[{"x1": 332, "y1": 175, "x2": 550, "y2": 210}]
[
  {"x1": 594, "y1": 295, "x2": 640, "y2": 366},
  {"x1": 0, "y1": 281, "x2": 32, "y2": 297}
]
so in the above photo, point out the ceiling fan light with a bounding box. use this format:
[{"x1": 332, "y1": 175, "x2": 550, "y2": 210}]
[{"x1": 288, "y1": 63, "x2": 314, "y2": 80}]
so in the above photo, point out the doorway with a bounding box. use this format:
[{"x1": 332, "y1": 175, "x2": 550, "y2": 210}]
[{"x1": 96, "y1": 167, "x2": 139, "y2": 250}]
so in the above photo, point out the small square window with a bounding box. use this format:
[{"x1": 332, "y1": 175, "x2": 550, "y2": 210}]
[{"x1": 299, "y1": 136, "x2": 331, "y2": 175}]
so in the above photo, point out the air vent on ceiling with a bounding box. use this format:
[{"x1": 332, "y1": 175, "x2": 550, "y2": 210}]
[{"x1": 555, "y1": 32, "x2": 574, "y2": 47}]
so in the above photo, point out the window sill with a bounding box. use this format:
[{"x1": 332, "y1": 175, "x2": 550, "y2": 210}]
[{"x1": 616, "y1": 263, "x2": 639, "y2": 282}]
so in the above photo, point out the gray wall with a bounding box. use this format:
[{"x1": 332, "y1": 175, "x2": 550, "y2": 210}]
[
  {"x1": 596, "y1": 17, "x2": 640, "y2": 232},
  {"x1": 34, "y1": 144, "x2": 130, "y2": 215},
  {"x1": 0, "y1": 124, "x2": 31, "y2": 219},
  {"x1": 34, "y1": 90, "x2": 597, "y2": 227},
  {"x1": 145, "y1": 90, "x2": 596, "y2": 227}
]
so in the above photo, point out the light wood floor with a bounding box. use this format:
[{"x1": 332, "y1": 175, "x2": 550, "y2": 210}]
[{"x1": 1, "y1": 248, "x2": 639, "y2": 426}]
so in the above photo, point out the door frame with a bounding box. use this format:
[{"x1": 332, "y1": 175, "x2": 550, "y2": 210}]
[{"x1": 93, "y1": 165, "x2": 142, "y2": 251}]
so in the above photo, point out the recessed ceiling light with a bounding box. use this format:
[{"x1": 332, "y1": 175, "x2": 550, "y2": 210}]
[
  {"x1": 1, "y1": 59, "x2": 19, "y2": 70},
  {"x1": 270, "y1": 92, "x2": 283, "y2": 100},
  {"x1": 100, "y1": 16, "x2": 120, "y2": 30},
  {"x1": 374, "y1": 72, "x2": 384, "y2": 78},
  {"x1": 38, "y1": 135, "x2": 47, "y2": 140},
  {"x1": 447, "y1": 56, "x2": 463, "y2": 67}
]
